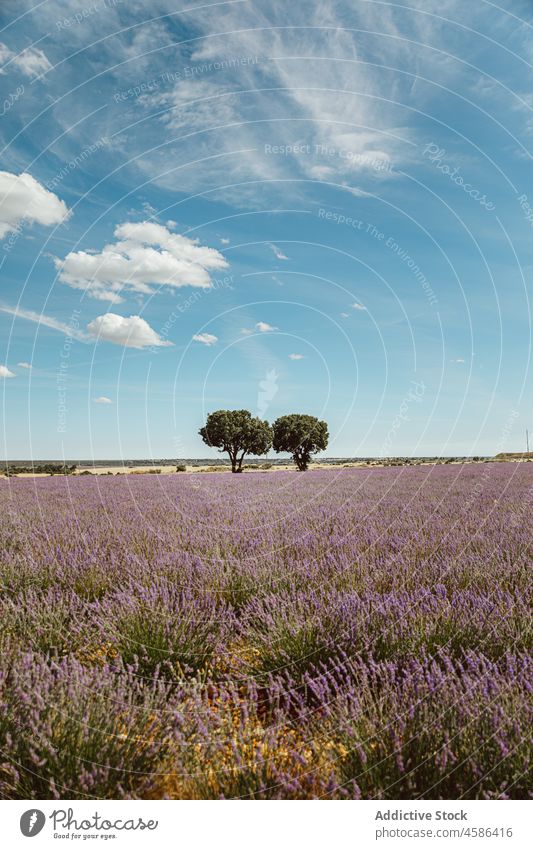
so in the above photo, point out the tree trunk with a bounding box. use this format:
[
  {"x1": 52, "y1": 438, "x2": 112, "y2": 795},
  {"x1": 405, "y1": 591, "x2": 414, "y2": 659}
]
[
  {"x1": 229, "y1": 450, "x2": 245, "y2": 472},
  {"x1": 294, "y1": 451, "x2": 309, "y2": 471}
]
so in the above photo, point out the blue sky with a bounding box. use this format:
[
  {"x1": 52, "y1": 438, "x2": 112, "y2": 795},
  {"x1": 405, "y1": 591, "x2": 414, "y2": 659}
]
[{"x1": 0, "y1": 0, "x2": 532, "y2": 459}]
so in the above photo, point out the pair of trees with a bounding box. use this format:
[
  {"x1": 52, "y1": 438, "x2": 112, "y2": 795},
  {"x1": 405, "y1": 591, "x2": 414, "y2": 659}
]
[{"x1": 199, "y1": 409, "x2": 328, "y2": 472}]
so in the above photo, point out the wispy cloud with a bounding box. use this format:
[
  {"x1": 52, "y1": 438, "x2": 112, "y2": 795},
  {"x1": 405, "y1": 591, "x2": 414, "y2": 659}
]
[
  {"x1": 1, "y1": 1, "x2": 481, "y2": 214},
  {"x1": 288, "y1": 353, "x2": 305, "y2": 360},
  {"x1": 118, "y1": 2, "x2": 426, "y2": 205},
  {"x1": 0, "y1": 304, "x2": 86, "y2": 340},
  {"x1": 93, "y1": 396, "x2": 113, "y2": 404},
  {"x1": 0, "y1": 42, "x2": 52, "y2": 77},
  {"x1": 269, "y1": 243, "x2": 289, "y2": 261}
]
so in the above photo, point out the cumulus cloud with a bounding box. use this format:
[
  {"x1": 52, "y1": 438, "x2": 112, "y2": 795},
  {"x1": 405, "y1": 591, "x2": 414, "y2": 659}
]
[
  {"x1": 0, "y1": 43, "x2": 52, "y2": 77},
  {"x1": 0, "y1": 171, "x2": 69, "y2": 239},
  {"x1": 351, "y1": 302, "x2": 367, "y2": 311},
  {"x1": 269, "y1": 243, "x2": 289, "y2": 260},
  {"x1": 93, "y1": 396, "x2": 113, "y2": 404},
  {"x1": 192, "y1": 332, "x2": 217, "y2": 346},
  {"x1": 17, "y1": 362, "x2": 32, "y2": 369},
  {"x1": 288, "y1": 353, "x2": 305, "y2": 360},
  {"x1": 54, "y1": 220, "x2": 228, "y2": 302},
  {"x1": 256, "y1": 321, "x2": 278, "y2": 332},
  {"x1": 86, "y1": 313, "x2": 172, "y2": 348},
  {"x1": 0, "y1": 365, "x2": 15, "y2": 378},
  {"x1": 220, "y1": 237, "x2": 230, "y2": 245}
]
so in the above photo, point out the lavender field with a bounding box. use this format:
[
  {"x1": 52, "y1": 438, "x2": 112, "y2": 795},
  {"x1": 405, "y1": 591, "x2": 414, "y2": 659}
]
[{"x1": 0, "y1": 463, "x2": 531, "y2": 799}]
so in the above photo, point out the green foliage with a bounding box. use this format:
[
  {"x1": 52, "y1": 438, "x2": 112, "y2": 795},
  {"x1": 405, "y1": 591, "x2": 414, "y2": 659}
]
[
  {"x1": 272, "y1": 414, "x2": 328, "y2": 470},
  {"x1": 199, "y1": 409, "x2": 272, "y2": 473}
]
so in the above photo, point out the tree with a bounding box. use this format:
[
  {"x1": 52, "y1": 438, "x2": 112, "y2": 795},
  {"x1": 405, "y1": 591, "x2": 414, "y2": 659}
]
[
  {"x1": 272, "y1": 414, "x2": 328, "y2": 470},
  {"x1": 199, "y1": 409, "x2": 272, "y2": 473}
]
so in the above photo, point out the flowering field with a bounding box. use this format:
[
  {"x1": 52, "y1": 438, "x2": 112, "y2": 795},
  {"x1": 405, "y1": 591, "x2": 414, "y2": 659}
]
[{"x1": 0, "y1": 463, "x2": 531, "y2": 799}]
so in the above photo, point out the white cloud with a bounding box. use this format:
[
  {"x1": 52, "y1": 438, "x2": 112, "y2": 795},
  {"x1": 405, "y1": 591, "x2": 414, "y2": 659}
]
[
  {"x1": 220, "y1": 237, "x2": 230, "y2": 245},
  {"x1": 192, "y1": 332, "x2": 217, "y2": 346},
  {"x1": 340, "y1": 312, "x2": 350, "y2": 318},
  {"x1": 0, "y1": 305, "x2": 86, "y2": 340},
  {"x1": 0, "y1": 365, "x2": 15, "y2": 378},
  {"x1": 54, "y1": 220, "x2": 228, "y2": 302},
  {"x1": 0, "y1": 43, "x2": 52, "y2": 77},
  {"x1": 256, "y1": 321, "x2": 278, "y2": 332},
  {"x1": 288, "y1": 353, "x2": 305, "y2": 360},
  {"x1": 351, "y1": 302, "x2": 367, "y2": 311},
  {"x1": 93, "y1": 396, "x2": 113, "y2": 404},
  {"x1": 0, "y1": 171, "x2": 69, "y2": 239},
  {"x1": 269, "y1": 243, "x2": 289, "y2": 260},
  {"x1": 451, "y1": 358, "x2": 466, "y2": 363},
  {"x1": 87, "y1": 314, "x2": 172, "y2": 349},
  {"x1": 240, "y1": 328, "x2": 253, "y2": 336},
  {"x1": 17, "y1": 362, "x2": 32, "y2": 369}
]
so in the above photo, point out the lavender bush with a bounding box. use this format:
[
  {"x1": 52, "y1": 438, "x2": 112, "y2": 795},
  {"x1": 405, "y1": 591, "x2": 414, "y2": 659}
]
[{"x1": 0, "y1": 464, "x2": 531, "y2": 798}]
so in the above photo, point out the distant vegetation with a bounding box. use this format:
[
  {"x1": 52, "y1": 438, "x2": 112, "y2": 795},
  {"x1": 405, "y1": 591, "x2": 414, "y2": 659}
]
[
  {"x1": 199, "y1": 409, "x2": 328, "y2": 472},
  {"x1": 1, "y1": 463, "x2": 77, "y2": 477}
]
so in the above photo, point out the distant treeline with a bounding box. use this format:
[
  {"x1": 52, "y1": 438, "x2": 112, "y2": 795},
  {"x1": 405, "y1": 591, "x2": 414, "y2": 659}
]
[{"x1": 1, "y1": 463, "x2": 77, "y2": 477}]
